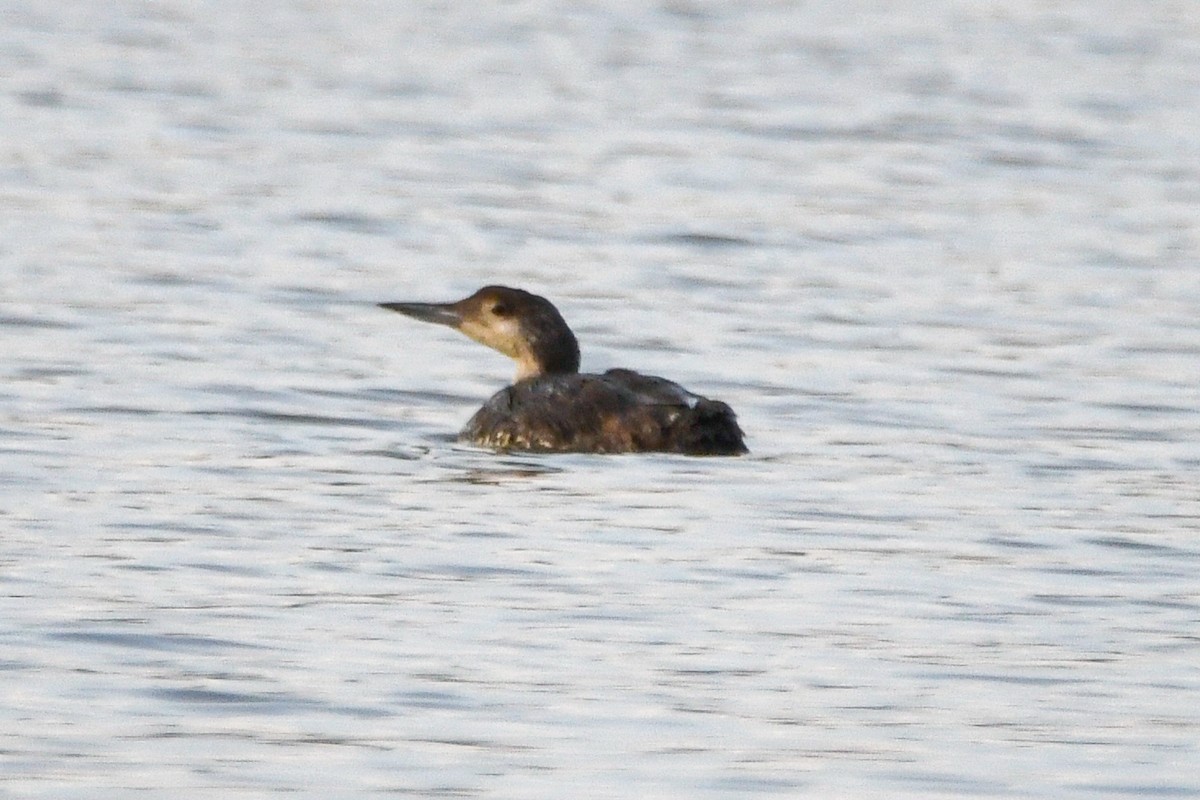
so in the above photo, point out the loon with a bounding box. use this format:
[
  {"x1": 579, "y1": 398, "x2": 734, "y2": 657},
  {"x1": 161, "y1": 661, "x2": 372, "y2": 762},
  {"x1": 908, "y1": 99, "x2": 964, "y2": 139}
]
[{"x1": 379, "y1": 286, "x2": 747, "y2": 455}]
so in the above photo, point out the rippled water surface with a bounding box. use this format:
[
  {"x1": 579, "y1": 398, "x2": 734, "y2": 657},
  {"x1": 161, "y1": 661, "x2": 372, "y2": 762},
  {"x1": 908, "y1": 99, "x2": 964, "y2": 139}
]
[{"x1": 4, "y1": 2, "x2": 1200, "y2": 798}]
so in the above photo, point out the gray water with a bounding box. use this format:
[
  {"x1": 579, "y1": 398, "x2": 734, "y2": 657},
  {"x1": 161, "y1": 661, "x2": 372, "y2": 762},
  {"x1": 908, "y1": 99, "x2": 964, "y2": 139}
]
[{"x1": 3, "y1": 2, "x2": 1200, "y2": 798}]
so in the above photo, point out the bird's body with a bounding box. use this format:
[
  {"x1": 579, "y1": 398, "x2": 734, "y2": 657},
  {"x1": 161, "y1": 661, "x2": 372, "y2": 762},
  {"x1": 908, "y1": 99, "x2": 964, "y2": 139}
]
[
  {"x1": 462, "y1": 369, "x2": 744, "y2": 455},
  {"x1": 379, "y1": 286, "x2": 746, "y2": 456}
]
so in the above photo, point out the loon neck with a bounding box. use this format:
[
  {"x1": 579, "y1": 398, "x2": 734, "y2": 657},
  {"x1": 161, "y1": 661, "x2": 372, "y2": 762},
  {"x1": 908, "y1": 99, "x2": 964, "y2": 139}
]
[
  {"x1": 514, "y1": 334, "x2": 580, "y2": 381},
  {"x1": 515, "y1": 359, "x2": 543, "y2": 382}
]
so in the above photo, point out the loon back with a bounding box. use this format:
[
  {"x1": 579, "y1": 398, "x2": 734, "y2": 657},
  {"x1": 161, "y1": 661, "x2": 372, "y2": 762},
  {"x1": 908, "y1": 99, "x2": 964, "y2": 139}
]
[{"x1": 461, "y1": 369, "x2": 747, "y2": 456}]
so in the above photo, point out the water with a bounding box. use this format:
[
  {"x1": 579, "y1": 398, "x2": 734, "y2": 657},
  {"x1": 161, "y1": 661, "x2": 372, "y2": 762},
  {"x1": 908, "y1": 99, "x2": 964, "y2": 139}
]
[{"x1": 3, "y1": 2, "x2": 1200, "y2": 797}]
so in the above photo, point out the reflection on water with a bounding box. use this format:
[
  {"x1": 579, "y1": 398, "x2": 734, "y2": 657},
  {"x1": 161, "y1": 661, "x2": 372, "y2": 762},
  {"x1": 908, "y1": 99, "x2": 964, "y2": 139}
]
[
  {"x1": 453, "y1": 463, "x2": 565, "y2": 486},
  {"x1": 3, "y1": 1, "x2": 1200, "y2": 798}
]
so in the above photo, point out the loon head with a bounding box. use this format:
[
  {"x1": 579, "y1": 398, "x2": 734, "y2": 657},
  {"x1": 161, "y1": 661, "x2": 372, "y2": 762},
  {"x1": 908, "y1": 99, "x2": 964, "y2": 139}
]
[{"x1": 380, "y1": 286, "x2": 581, "y2": 381}]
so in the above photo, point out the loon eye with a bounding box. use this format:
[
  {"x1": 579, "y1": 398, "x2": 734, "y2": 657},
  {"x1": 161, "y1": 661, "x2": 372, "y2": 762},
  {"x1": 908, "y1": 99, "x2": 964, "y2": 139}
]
[{"x1": 491, "y1": 302, "x2": 510, "y2": 317}]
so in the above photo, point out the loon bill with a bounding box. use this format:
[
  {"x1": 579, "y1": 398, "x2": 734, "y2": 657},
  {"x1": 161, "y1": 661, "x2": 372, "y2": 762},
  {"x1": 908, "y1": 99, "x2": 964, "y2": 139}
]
[{"x1": 379, "y1": 286, "x2": 747, "y2": 456}]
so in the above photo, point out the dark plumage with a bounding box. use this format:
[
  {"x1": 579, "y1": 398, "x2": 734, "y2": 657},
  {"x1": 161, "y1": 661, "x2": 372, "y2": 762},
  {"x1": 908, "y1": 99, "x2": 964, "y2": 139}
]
[{"x1": 378, "y1": 286, "x2": 747, "y2": 455}]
